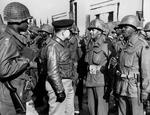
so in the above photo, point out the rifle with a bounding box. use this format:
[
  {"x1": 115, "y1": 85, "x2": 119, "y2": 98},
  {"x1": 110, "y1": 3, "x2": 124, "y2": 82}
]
[
  {"x1": 4, "y1": 81, "x2": 26, "y2": 114},
  {"x1": 136, "y1": 74, "x2": 141, "y2": 105},
  {"x1": 103, "y1": 47, "x2": 122, "y2": 102}
]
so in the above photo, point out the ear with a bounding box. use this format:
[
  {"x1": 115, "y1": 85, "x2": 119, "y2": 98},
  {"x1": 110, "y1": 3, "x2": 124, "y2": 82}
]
[{"x1": 62, "y1": 30, "x2": 65, "y2": 36}]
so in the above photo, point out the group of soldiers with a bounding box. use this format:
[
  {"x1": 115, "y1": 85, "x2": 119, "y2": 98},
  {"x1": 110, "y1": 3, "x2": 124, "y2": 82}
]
[
  {"x1": 84, "y1": 15, "x2": 150, "y2": 115},
  {"x1": 0, "y1": 1, "x2": 150, "y2": 115}
]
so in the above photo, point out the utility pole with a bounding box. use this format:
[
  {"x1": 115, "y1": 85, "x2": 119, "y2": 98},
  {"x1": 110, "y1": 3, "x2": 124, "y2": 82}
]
[
  {"x1": 74, "y1": 2, "x2": 77, "y2": 25},
  {"x1": 140, "y1": 0, "x2": 144, "y2": 27},
  {"x1": 117, "y1": 2, "x2": 120, "y2": 21},
  {"x1": 69, "y1": 0, "x2": 75, "y2": 20}
]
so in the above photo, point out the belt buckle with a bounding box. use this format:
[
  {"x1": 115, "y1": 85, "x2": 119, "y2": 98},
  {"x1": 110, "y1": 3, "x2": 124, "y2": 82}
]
[{"x1": 127, "y1": 74, "x2": 137, "y2": 80}]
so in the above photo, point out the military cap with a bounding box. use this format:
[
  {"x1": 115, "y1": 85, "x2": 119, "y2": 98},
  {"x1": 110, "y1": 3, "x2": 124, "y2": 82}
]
[{"x1": 52, "y1": 19, "x2": 74, "y2": 29}]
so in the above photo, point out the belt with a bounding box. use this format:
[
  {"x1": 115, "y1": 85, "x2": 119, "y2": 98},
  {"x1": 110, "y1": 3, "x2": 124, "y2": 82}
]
[{"x1": 120, "y1": 73, "x2": 139, "y2": 79}]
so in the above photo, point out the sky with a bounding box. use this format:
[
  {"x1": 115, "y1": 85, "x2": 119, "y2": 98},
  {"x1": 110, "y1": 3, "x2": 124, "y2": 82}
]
[
  {"x1": 0, "y1": 0, "x2": 70, "y2": 25},
  {"x1": 0, "y1": 0, "x2": 89, "y2": 35}
]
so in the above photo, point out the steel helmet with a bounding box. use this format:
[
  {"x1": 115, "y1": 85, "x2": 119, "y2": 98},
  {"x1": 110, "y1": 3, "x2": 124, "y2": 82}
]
[
  {"x1": 144, "y1": 22, "x2": 150, "y2": 32},
  {"x1": 40, "y1": 24, "x2": 54, "y2": 34},
  {"x1": 28, "y1": 25, "x2": 40, "y2": 34},
  {"x1": 88, "y1": 19, "x2": 106, "y2": 32},
  {"x1": 119, "y1": 15, "x2": 140, "y2": 30},
  {"x1": 3, "y1": 2, "x2": 32, "y2": 23}
]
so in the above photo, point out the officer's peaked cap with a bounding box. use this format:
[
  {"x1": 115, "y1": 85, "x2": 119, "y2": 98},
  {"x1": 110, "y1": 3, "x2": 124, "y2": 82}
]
[{"x1": 52, "y1": 19, "x2": 74, "y2": 29}]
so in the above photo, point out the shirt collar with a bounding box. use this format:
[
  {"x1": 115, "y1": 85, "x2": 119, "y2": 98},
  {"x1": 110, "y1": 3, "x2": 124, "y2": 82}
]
[{"x1": 54, "y1": 36, "x2": 65, "y2": 47}]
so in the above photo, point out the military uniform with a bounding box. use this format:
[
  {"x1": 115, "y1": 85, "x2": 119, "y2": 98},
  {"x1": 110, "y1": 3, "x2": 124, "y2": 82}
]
[
  {"x1": 0, "y1": 2, "x2": 37, "y2": 115},
  {"x1": 0, "y1": 26, "x2": 30, "y2": 115},
  {"x1": 116, "y1": 34, "x2": 150, "y2": 115},
  {"x1": 85, "y1": 34, "x2": 110, "y2": 115}
]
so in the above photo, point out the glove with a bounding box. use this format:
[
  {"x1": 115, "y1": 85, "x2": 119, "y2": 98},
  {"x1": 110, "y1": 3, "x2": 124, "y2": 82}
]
[
  {"x1": 116, "y1": 70, "x2": 121, "y2": 77},
  {"x1": 56, "y1": 91, "x2": 66, "y2": 103}
]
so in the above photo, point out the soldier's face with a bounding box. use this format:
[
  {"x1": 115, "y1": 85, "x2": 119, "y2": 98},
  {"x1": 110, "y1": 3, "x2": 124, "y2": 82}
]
[
  {"x1": 90, "y1": 29, "x2": 102, "y2": 39},
  {"x1": 19, "y1": 19, "x2": 29, "y2": 32},
  {"x1": 63, "y1": 29, "x2": 71, "y2": 40},
  {"x1": 122, "y1": 26, "x2": 135, "y2": 40}
]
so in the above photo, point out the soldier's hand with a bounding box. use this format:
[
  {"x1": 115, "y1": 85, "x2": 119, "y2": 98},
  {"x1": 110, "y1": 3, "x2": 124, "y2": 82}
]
[
  {"x1": 56, "y1": 91, "x2": 66, "y2": 103},
  {"x1": 116, "y1": 70, "x2": 121, "y2": 77}
]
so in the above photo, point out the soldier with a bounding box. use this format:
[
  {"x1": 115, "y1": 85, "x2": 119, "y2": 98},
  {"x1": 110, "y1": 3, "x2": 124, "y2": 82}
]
[
  {"x1": 111, "y1": 15, "x2": 150, "y2": 115},
  {"x1": 27, "y1": 26, "x2": 40, "y2": 42},
  {"x1": 32, "y1": 24, "x2": 55, "y2": 115},
  {"x1": 85, "y1": 18, "x2": 111, "y2": 115},
  {"x1": 37, "y1": 24, "x2": 54, "y2": 49},
  {"x1": 0, "y1": 2, "x2": 37, "y2": 115},
  {"x1": 40, "y1": 19, "x2": 74, "y2": 115},
  {"x1": 25, "y1": 25, "x2": 41, "y2": 52}
]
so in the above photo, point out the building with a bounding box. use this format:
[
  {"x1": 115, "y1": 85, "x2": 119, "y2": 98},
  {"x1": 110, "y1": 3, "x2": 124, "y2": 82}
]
[{"x1": 68, "y1": 0, "x2": 150, "y2": 35}]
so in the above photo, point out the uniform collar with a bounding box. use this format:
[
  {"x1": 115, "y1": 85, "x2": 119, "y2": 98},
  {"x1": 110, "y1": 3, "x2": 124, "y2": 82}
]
[
  {"x1": 54, "y1": 36, "x2": 65, "y2": 47},
  {"x1": 5, "y1": 26, "x2": 27, "y2": 45}
]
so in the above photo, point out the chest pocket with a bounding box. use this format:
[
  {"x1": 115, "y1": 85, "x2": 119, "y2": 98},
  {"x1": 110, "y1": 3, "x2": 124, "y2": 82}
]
[
  {"x1": 123, "y1": 48, "x2": 135, "y2": 67},
  {"x1": 92, "y1": 46, "x2": 104, "y2": 65}
]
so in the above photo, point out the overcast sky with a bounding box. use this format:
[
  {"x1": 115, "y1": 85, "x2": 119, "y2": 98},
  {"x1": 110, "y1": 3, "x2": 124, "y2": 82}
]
[{"x1": 0, "y1": 0, "x2": 70, "y2": 25}]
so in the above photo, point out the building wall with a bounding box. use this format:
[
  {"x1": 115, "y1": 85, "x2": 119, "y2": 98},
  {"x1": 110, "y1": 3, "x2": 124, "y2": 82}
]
[
  {"x1": 77, "y1": 0, "x2": 143, "y2": 35},
  {"x1": 144, "y1": 0, "x2": 150, "y2": 25},
  {"x1": 76, "y1": 0, "x2": 90, "y2": 35}
]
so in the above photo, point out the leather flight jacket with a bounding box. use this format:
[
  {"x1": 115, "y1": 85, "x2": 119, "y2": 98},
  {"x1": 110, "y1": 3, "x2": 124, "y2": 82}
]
[
  {"x1": 0, "y1": 26, "x2": 30, "y2": 104},
  {"x1": 40, "y1": 36, "x2": 74, "y2": 94}
]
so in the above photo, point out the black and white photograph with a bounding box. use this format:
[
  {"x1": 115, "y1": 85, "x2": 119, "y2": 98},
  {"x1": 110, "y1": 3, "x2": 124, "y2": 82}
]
[{"x1": 0, "y1": 0, "x2": 150, "y2": 115}]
